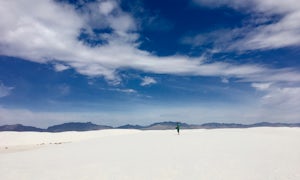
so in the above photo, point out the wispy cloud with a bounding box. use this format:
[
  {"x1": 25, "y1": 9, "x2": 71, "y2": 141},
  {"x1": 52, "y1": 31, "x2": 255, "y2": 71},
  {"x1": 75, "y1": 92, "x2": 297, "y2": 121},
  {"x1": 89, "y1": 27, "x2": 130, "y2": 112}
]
[
  {"x1": 99, "y1": 87, "x2": 137, "y2": 94},
  {"x1": 261, "y1": 87, "x2": 300, "y2": 109},
  {"x1": 249, "y1": 81, "x2": 300, "y2": 123},
  {"x1": 192, "y1": 0, "x2": 300, "y2": 51},
  {"x1": 252, "y1": 82, "x2": 300, "y2": 109},
  {"x1": 251, "y1": 83, "x2": 272, "y2": 91},
  {"x1": 140, "y1": 76, "x2": 157, "y2": 86},
  {"x1": 54, "y1": 63, "x2": 70, "y2": 72},
  {"x1": 115, "y1": 88, "x2": 137, "y2": 94},
  {"x1": 0, "y1": 82, "x2": 13, "y2": 98},
  {"x1": 57, "y1": 84, "x2": 71, "y2": 96},
  {"x1": 221, "y1": 77, "x2": 229, "y2": 84}
]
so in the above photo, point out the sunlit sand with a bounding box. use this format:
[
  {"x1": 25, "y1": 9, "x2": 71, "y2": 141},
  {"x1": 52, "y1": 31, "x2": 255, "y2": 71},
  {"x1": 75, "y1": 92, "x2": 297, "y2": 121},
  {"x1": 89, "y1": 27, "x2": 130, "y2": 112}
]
[{"x1": 1, "y1": 128, "x2": 300, "y2": 180}]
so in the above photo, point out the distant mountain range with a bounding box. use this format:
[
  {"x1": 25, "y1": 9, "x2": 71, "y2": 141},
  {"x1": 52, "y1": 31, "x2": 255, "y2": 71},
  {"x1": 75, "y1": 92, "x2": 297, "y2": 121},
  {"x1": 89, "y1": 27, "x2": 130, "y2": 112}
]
[
  {"x1": 47, "y1": 122, "x2": 112, "y2": 132},
  {"x1": 0, "y1": 121, "x2": 300, "y2": 132},
  {"x1": 0, "y1": 124, "x2": 44, "y2": 132}
]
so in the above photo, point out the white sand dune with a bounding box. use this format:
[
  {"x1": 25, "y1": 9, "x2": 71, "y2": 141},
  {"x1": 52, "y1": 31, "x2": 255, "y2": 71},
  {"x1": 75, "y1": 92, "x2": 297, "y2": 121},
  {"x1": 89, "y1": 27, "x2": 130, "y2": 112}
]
[{"x1": 0, "y1": 128, "x2": 300, "y2": 180}]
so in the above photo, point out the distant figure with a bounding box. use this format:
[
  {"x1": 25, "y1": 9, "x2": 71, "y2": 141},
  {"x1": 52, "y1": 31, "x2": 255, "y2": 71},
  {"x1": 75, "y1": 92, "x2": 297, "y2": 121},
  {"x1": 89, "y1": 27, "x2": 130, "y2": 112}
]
[{"x1": 176, "y1": 123, "x2": 180, "y2": 135}]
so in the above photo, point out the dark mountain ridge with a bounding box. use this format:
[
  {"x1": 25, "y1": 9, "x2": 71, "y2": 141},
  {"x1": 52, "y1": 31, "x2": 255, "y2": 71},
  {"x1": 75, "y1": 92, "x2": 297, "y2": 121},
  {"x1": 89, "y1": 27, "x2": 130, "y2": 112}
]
[
  {"x1": 47, "y1": 122, "x2": 112, "y2": 132},
  {"x1": 117, "y1": 124, "x2": 144, "y2": 129},
  {"x1": 0, "y1": 124, "x2": 44, "y2": 132}
]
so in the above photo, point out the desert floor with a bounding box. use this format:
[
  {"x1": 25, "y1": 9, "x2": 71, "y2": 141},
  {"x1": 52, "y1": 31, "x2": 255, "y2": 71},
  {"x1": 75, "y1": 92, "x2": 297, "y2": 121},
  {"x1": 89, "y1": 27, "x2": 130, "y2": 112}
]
[{"x1": 1, "y1": 128, "x2": 300, "y2": 180}]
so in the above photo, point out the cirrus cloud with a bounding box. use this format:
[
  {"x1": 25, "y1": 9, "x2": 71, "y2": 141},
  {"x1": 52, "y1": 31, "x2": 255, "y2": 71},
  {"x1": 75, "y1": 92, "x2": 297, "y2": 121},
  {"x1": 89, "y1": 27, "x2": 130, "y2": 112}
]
[{"x1": 192, "y1": 0, "x2": 300, "y2": 50}]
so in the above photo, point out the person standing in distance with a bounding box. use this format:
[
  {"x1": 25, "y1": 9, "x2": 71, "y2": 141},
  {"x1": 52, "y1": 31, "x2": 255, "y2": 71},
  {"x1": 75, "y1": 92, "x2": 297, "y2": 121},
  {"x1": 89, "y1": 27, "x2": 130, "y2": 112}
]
[{"x1": 176, "y1": 122, "x2": 180, "y2": 135}]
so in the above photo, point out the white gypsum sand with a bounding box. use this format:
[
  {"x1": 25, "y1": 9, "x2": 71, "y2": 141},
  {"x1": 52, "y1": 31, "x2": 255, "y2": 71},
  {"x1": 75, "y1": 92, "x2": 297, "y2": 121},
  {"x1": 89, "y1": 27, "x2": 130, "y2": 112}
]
[{"x1": 0, "y1": 128, "x2": 300, "y2": 180}]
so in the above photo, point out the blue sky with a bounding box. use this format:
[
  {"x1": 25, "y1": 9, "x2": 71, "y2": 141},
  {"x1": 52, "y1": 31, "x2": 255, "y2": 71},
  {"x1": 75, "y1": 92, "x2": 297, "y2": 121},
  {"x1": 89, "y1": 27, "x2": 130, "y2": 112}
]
[{"x1": 0, "y1": 0, "x2": 300, "y2": 127}]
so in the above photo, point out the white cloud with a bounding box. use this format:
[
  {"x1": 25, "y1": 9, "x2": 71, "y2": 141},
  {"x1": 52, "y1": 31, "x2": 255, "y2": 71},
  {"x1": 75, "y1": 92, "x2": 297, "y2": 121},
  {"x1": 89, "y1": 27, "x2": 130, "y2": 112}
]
[
  {"x1": 251, "y1": 83, "x2": 272, "y2": 91},
  {"x1": 0, "y1": 83, "x2": 13, "y2": 98},
  {"x1": 141, "y1": 76, "x2": 157, "y2": 86},
  {"x1": 54, "y1": 63, "x2": 70, "y2": 71},
  {"x1": 232, "y1": 12, "x2": 300, "y2": 50},
  {"x1": 221, "y1": 77, "x2": 229, "y2": 83},
  {"x1": 98, "y1": 1, "x2": 116, "y2": 15},
  {"x1": 251, "y1": 82, "x2": 300, "y2": 115},
  {"x1": 193, "y1": 0, "x2": 300, "y2": 50},
  {"x1": 99, "y1": 87, "x2": 137, "y2": 94},
  {"x1": 0, "y1": 0, "x2": 299, "y2": 86},
  {"x1": 115, "y1": 88, "x2": 137, "y2": 93},
  {"x1": 259, "y1": 86, "x2": 300, "y2": 110}
]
